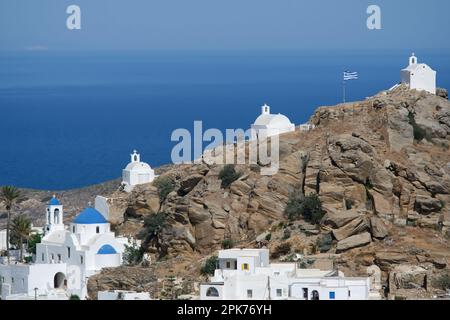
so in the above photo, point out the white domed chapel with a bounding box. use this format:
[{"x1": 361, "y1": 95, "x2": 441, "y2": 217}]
[{"x1": 122, "y1": 150, "x2": 155, "y2": 192}]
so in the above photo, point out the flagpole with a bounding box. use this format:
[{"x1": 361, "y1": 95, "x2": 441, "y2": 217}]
[{"x1": 343, "y1": 79, "x2": 346, "y2": 103}]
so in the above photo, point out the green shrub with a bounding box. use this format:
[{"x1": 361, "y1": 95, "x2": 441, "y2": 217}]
[
  {"x1": 69, "y1": 294, "x2": 80, "y2": 300},
  {"x1": 282, "y1": 228, "x2": 291, "y2": 240},
  {"x1": 265, "y1": 233, "x2": 272, "y2": 241},
  {"x1": 144, "y1": 213, "x2": 167, "y2": 236},
  {"x1": 221, "y1": 239, "x2": 234, "y2": 249},
  {"x1": 284, "y1": 192, "x2": 324, "y2": 224},
  {"x1": 218, "y1": 164, "x2": 242, "y2": 188},
  {"x1": 201, "y1": 256, "x2": 218, "y2": 275},
  {"x1": 316, "y1": 233, "x2": 333, "y2": 253},
  {"x1": 433, "y1": 273, "x2": 450, "y2": 290},
  {"x1": 123, "y1": 244, "x2": 143, "y2": 265},
  {"x1": 154, "y1": 176, "x2": 175, "y2": 202}
]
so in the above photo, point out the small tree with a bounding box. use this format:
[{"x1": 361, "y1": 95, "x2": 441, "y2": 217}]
[
  {"x1": 201, "y1": 256, "x2": 218, "y2": 276},
  {"x1": 144, "y1": 213, "x2": 167, "y2": 236},
  {"x1": 153, "y1": 176, "x2": 175, "y2": 203},
  {"x1": 123, "y1": 243, "x2": 143, "y2": 265},
  {"x1": 0, "y1": 186, "x2": 21, "y2": 264},
  {"x1": 27, "y1": 233, "x2": 42, "y2": 255},
  {"x1": 141, "y1": 213, "x2": 167, "y2": 256},
  {"x1": 10, "y1": 214, "x2": 32, "y2": 261},
  {"x1": 218, "y1": 165, "x2": 242, "y2": 188}
]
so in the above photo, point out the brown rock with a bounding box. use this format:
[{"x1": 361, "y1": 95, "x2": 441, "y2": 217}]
[
  {"x1": 370, "y1": 216, "x2": 389, "y2": 239},
  {"x1": 332, "y1": 216, "x2": 370, "y2": 241},
  {"x1": 336, "y1": 232, "x2": 372, "y2": 252}
]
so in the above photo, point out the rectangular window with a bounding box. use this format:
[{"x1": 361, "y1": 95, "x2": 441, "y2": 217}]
[
  {"x1": 303, "y1": 288, "x2": 308, "y2": 299},
  {"x1": 22, "y1": 278, "x2": 25, "y2": 287},
  {"x1": 67, "y1": 247, "x2": 71, "y2": 258},
  {"x1": 81, "y1": 256, "x2": 84, "y2": 264},
  {"x1": 234, "y1": 261, "x2": 237, "y2": 269},
  {"x1": 348, "y1": 290, "x2": 351, "y2": 298},
  {"x1": 57, "y1": 254, "x2": 61, "y2": 262},
  {"x1": 329, "y1": 291, "x2": 335, "y2": 300},
  {"x1": 276, "y1": 289, "x2": 282, "y2": 297},
  {"x1": 247, "y1": 290, "x2": 253, "y2": 298},
  {"x1": 11, "y1": 277, "x2": 14, "y2": 283},
  {"x1": 42, "y1": 253, "x2": 44, "y2": 261},
  {"x1": 73, "y1": 226, "x2": 75, "y2": 233},
  {"x1": 242, "y1": 263, "x2": 249, "y2": 271},
  {"x1": 226, "y1": 261, "x2": 231, "y2": 269}
]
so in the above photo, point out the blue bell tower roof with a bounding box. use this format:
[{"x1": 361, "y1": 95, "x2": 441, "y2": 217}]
[{"x1": 49, "y1": 196, "x2": 60, "y2": 206}]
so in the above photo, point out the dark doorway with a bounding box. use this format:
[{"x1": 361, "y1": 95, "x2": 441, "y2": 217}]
[
  {"x1": 54, "y1": 272, "x2": 66, "y2": 289},
  {"x1": 311, "y1": 290, "x2": 320, "y2": 300}
]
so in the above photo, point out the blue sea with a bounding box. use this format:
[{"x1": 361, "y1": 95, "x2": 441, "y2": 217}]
[{"x1": 0, "y1": 50, "x2": 449, "y2": 190}]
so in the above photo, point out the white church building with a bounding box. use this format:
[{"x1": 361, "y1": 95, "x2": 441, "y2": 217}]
[
  {"x1": 401, "y1": 53, "x2": 436, "y2": 94},
  {"x1": 0, "y1": 196, "x2": 128, "y2": 300},
  {"x1": 200, "y1": 249, "x2": 377, "y2": 300},
  {"x1": 251, "y1": 104, "x2": 296, "y2": 140},
  {"x1": 122, "y1": 150, "x2": 155, "y2": 192}
]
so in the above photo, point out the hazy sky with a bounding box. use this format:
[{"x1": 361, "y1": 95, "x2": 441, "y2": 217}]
[{"x1": 1, "y1": 0, "x2": 449, "y2": 51}]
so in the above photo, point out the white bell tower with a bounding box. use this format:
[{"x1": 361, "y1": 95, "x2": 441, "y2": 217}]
[
  {"x1": 409, "y1": 53, "x2": 417, "y2": 65},
  {"x1": 44, "y1": 195, "x2": 64, "y2": 235},
  {"x1": 261, "y1": 103, "x2": 270, "y2": 115},
  {"x1": 131, "y1": 150, "x2": 141, "y2": 163}
]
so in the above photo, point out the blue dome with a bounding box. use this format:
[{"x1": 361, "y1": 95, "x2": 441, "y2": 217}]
[
  {"x1": 49, "y1": 197, "x2": 60, "y2": 206},
  {"x1": 97, "y1": 244, "x2": 117, "y2": 255},
  {"x1": 73, "y1": 207, "x2": 107, "y2": 224}
]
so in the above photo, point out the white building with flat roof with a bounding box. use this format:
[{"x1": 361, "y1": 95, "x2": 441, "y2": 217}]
[
  {"x1": 200, "y1": 249, "x2": 374, "y2": 300},
  {"x1": 0, "y1": 196, "x2": 129, "y2": 300}
]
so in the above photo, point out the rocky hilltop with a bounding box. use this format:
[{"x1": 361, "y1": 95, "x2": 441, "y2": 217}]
[
  {"x1": 3, "y1": 86, "x2": 450, "y2": 299},
  {"x1": 87, "y1": 85, "x2": 450, "y2": 299}
]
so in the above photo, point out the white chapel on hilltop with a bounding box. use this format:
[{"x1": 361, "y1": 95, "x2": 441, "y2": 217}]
[
  {"x1": 122, "y1": 150, "x2": 155, "y2": 192},
  {"x1": 251, "y1": 104, "x2": 296, "y2": 140},
  {"x1": 0, "y1": 196, "x2": 129, "y2": 300},
  {"x1": 401, "y1": 53, "x2": 436, "y2": 94}
]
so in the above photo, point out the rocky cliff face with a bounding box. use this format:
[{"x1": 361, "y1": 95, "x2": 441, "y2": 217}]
[{"x1": 89, "y1": 86, "x2": 450, "y2": 299}]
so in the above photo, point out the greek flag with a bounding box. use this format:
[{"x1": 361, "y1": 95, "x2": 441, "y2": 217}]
[{"x1": 343, "y1": 71, "x2": 358, "y2": 81}]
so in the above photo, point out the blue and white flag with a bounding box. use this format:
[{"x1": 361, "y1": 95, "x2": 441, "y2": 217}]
[{"x1": 343, "y1": 71, "x2": 359, "y2": 81}]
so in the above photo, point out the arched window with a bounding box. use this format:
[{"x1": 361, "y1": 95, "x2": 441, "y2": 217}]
[
  {"x1": 206, "y1": 287, "x2": 219, "y2": 297},
  {"x1": 47, "y1": 209, "x2": 51, "y2": 224},
  {"x1": 54, "y1": 209, "x2": 60, "y2": 224},
  {"x1": 134, "y1": 155, "x2": 138, "y2": 161}
]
